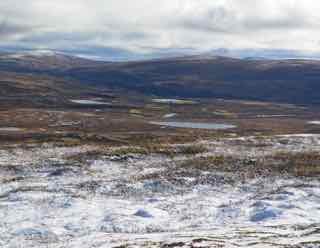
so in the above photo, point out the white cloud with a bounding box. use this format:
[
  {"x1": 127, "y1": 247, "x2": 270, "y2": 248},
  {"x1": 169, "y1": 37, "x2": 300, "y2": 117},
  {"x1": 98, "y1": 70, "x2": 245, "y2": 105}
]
[{"x1": 0, "y1": 0, "x2": 320, "y2": 57}]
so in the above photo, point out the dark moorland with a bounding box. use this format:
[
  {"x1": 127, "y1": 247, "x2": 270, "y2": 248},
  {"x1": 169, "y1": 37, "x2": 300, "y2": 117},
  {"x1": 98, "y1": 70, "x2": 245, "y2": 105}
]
[{"x1": 1, "y1": 52, "x2": 320, "y2": 105}]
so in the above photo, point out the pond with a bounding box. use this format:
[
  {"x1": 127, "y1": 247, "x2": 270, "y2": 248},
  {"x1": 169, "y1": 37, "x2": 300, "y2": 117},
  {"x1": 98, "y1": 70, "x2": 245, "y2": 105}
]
[
  {"x1": 149, "y1": 121, "x2": 236, "y2": 130},
  {"x1": 163, "y1": 113, "x2": 177, "y2": 118},
  {"x1": 152, "y1": 99, "x2": 197, "y2": 104},
  {"x1": 0, "y1": 127, "x2": 23, "y2": 132},
  {"x1": 308, "y1": 121, "x2": 320, "y2": 125},
  {"x1": 70, "y1": 99, "x2": 111, "y2": 105}
]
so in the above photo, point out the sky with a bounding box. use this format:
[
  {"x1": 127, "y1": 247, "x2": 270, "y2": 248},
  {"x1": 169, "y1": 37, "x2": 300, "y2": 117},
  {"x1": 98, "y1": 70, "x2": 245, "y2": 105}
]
[{"x1": 1, "y1": 0, "x2": 320, "y2": 60}]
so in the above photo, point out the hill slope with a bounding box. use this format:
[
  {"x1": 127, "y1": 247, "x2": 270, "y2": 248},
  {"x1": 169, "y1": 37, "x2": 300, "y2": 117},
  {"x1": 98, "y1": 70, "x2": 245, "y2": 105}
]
[
  {"x1": 0, "y1": 52, "x2": 320, "y2": 105},
  {"x1": 66, "y1": 55, "x2": 320, "y2": 104}
]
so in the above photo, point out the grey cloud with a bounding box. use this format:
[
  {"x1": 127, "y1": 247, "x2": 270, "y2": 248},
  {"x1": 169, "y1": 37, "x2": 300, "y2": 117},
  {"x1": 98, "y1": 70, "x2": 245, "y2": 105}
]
[
  {"x1": 0, "y1": 0, "x2": 320, "y2": 59},
  {"x1": 121, "y1": 32, "x2": 148, "y2": 41},
  {"x1": 178, "y1": 6, "x2": 237, "y2": 33},
  {"x1": 242, "y1": 12, "x2": 314, "y2": 31},
  {"x1": 175, "y1": 3, "x2": 315, "y2": 34},
  {"x1": 0, "y1": 21, "x2": 33, "y2": 39}
]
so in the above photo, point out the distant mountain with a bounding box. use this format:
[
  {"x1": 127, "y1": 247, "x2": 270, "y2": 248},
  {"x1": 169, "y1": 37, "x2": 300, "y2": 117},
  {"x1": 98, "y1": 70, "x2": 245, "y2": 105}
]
[
  {"x1": 65, "y1": 55, "x2": 320, "y2": 105},
  {"x1": 0, "y1": 50, "x2": 103, "y2": 71},
  {"x1": 0, "y1": 51, "x2": 320, "y2": 105},
  {"x1": 0, "y1": 51, "x2": 103, "y2": 107}
]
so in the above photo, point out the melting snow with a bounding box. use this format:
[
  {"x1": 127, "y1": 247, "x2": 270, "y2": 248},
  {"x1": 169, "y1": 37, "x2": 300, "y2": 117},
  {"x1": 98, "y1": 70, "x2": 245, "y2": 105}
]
[{"x1": 0, "y1": 135, "x2": 320, "y2": 247}]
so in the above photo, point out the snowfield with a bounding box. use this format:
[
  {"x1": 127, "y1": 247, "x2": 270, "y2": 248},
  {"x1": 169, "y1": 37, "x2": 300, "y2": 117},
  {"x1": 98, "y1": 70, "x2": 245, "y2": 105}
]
[{"x1": 0, "y1": 135, "x2": 319, "y2": 247}]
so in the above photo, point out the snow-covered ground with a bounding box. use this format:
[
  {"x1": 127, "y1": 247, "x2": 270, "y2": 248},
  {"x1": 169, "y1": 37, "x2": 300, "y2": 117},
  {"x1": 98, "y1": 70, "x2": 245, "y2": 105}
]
[{"x1": 0, "y1": 135, "x2": 319, "y2": 247}]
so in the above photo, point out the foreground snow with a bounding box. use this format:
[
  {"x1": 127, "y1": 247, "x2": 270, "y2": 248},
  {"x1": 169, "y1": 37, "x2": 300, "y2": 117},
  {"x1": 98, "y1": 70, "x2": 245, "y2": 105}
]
[{"x1": 0, "y1": 135, "x2": 319, "y2": 247}]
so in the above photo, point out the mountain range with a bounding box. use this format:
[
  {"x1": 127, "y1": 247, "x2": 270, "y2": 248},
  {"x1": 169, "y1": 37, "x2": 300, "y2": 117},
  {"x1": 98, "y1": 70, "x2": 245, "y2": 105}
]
[{"x1": 1, "y1": 51, "x2": 320, "y2": 106}]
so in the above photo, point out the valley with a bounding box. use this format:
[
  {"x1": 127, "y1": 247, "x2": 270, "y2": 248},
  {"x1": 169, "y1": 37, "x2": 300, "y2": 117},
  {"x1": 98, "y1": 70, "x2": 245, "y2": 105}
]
[{"x1": 0, "y1": 52, "x2": 319, "y2": 248}]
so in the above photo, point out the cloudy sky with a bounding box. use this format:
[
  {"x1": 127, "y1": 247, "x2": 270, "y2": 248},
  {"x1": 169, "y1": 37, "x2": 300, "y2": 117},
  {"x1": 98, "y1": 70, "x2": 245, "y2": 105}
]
[{"x1": 1, "y1": 0, "x2": 320, "y2": 60}]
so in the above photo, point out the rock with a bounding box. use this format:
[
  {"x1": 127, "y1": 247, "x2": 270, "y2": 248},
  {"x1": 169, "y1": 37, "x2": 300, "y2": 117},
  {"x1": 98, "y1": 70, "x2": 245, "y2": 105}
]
[
  {"x1": 161, "y1": 242, "x2": 185, "y2": 248},
  {"x1": 250, "y1": 208, "x2": 280, "y2": 222},
  {"x1": 134, "y1": 209, "x2": 154, "y2": 218},
  {"x1": 15, "y1": 228, "x2": 58, "y2": 243}
]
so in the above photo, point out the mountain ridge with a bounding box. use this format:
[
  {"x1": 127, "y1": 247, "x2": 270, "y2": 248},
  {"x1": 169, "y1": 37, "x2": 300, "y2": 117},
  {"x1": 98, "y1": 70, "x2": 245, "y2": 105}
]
[{"x1": 0, "y1": 51, "x2": 320, "y2": 105}]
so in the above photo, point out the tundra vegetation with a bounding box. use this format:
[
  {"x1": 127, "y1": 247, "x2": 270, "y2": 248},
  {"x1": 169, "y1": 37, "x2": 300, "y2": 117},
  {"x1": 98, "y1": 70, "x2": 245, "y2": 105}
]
[{"x1": 1, "y1": 54, "x2": 320, "y2": 247}]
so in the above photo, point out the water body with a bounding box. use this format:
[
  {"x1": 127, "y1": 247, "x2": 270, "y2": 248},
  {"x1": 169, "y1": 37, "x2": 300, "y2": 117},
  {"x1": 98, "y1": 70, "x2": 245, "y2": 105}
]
[
  {"x1": 163, "y1": 113, "x2": 177, "y2": 119},
  {"x1": 70, "y1": 99, "x2": 111, "y2": 105},
  {"x1": 152, "y1": 99, "x2": 197, "y2": 104},
  {"x1": 0, "y1": 127, "x2": 23, "y2": 132},
  {"x1": 308, "y1": 121, "x2": 320, "y2": 125},
  {"x1": 150, "y1": 121, "x2": 236, "y2": 130}
]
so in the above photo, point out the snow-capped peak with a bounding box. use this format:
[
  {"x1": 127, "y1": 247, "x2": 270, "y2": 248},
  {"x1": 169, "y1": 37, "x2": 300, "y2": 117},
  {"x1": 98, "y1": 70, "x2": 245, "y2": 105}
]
[{"x1": 2, "y1": 50, "x2": 66, "y2": 59}]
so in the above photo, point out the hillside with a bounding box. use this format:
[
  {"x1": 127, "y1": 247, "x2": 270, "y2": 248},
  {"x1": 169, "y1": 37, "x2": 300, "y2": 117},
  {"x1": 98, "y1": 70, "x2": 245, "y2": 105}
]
[
  {"x1": 66, "y1": 56, "x2": 320, "y2": 105},
  {"x1": 1, "y1": 52, "x2": 320, "y2": 105}
]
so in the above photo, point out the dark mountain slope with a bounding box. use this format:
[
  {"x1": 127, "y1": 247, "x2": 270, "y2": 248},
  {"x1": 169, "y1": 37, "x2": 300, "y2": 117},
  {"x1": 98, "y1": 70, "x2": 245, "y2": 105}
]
[
  {"x1": 0, "y1": 52, "x2": 103, "y2": 72},
  {"x1": 0, "y1": 52, "x2": 320, "y2": 105},
  {"x1": 66, "y1": 56, "x2": 320, "y2": 104},
  {"x1": 0, "y1": 71, "x2": 99, "y2": 108}
]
